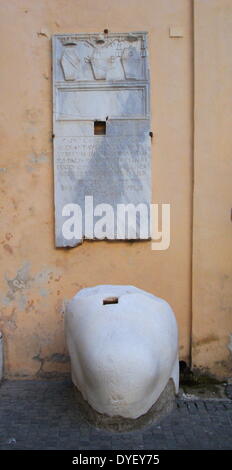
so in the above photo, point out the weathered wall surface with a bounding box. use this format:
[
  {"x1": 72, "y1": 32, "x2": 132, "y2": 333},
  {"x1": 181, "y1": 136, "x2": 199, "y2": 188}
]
[
  {"x1": 0, "y1": 0, "x2": 192, "y2": 378},
  {"x1": 192, "y1": 0, "x2": 232, "y2": 377}
]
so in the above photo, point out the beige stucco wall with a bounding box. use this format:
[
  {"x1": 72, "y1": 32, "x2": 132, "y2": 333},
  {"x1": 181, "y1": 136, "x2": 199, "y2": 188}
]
[
  {"x1": 0, "y1": 0, "x2": 192, "y2": 378},
  {"x1": 0, "y1": 0, "x2": 230, "y2": 380},
  {"x1": 192, "y1": 0, "x2": 232, "y2": 377}
]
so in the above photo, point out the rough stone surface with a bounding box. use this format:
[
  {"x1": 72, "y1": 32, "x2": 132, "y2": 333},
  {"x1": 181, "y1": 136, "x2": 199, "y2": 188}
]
[
  {"x1": 226, "y1": 384, "x2": 232, "y2": 400},
  {"x1": 53, "y1": 32, "x2": 151, "y2": 246},
  {"x1": 74, "y1": 378, "x2": 176, "y2": 432},
  {"x1": 0, "y1": 379, "x2": 232, "y2": 450},
  {"x1": 66, "y1": 285, "x2": 179, "y2": 419}
]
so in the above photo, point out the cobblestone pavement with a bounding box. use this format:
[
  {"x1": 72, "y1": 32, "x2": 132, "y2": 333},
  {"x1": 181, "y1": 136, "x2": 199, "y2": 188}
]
[{"x1": 0, "y1": 379, "x2": 231, "y2": 450}]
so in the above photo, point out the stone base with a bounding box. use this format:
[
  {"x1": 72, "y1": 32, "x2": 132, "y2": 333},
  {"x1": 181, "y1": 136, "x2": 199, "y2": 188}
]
[{"x1": 73, "y1": 378, "x2": 176, "y2": 432}]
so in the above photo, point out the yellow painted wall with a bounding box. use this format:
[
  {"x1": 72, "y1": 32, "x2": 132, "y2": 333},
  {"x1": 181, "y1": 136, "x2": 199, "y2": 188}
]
[
  {"x1": 0, "y1": 0, "x2": 230, "y2": 380},
  {"x1": 192, "y1": 0, "x2": 232, "y2": 377}
]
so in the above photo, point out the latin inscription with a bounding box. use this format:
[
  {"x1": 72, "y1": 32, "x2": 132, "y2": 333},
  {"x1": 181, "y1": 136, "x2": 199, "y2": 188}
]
[
  {"x1": 55, "y1": 137, "x2": 149, "y2": 182},
  {"x1": 53, "y1": 32, "x2": 151, "y2": 246}
]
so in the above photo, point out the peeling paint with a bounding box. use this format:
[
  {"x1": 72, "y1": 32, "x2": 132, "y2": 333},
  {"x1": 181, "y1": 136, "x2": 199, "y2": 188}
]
[
  {"x1": 39, "y1": 288, "x2": 49, "y2": 297},
  {"x1": 37, "y1": 29, "x2": 49, "y2": 39},
  {"x1": 1, "y1": 263, "x2": 62, "y2": 313},
  {"x1": 1, "y1": 296, "x2": 11, "y2": 306},
  {"x1": 46, "y1": 353, "x2": 69, "y2": 363},
  {"x1": 5, "y1": 262, "x2": 31, "y2": 295},
  {"x1": 32, "y1": 351, "x2": 69, "y2": 376},
  {"x1": 0, "y1": 307, "x2": 17, "y2": 332},
  {"x1": 25, "y1": 299, "x2": 35, "y2": 313},
  {"x1": 192, "y1": 335, "x2": 219, "y2": 348},
  {"x1": 3, "y1": 244, "x2": 13, "y2": 255},
  {"x1": 26, "y1": 152, "x2": 48, "y2": 173},
  {"x1": 28, "y1": 152, "x2": 48, "y2": 164},
  {"x1": 18, "y1": 295, "x2": 27, "y2": 311},
  {"x1": 32, "y1": 351, "x2": 44, "y2": 375},
  {"x1": 5, "y1": 233, "x2": 13, "y2": 241},
  {"x1": 26, "y1": 165, "x2": 35, "y2": 173},
  {"x1": 34, "y1": 267, "x2": 61, "y2": 284}
]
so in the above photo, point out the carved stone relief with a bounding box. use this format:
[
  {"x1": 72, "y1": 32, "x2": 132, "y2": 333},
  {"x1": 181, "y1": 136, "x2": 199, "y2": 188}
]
[{"x1": 53, "y1": 32, "x2": 151, "y2": 247}]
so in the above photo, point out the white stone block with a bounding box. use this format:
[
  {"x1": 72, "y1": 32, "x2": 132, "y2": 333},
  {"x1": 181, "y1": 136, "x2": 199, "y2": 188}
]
[
  {"x1": 65, "y1": 285, "x2": 179, "y2": 419},
  {"x1": 53, "y1": 33, "x2": 151, "y2": 247}
]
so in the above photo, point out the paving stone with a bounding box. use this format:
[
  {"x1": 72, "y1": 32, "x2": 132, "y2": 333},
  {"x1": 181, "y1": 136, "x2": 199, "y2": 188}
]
[{"x1": 0, "y1": 379, "x2": 231, "y2": 450}]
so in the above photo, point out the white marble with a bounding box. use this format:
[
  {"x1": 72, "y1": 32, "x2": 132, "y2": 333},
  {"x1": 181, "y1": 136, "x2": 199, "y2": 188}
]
[
  {"x1": 53, "y1": 33, "x2": 151, "y2": 247},
  {"x1": 57, "y1": 87, "x2": 146, "y2": 120},
  {"x1": 122, "y1": 46, "x2": 144, "y2": 79},
  {"x1": 65, "y1": 285, "x2": 179, "y2": 419}
]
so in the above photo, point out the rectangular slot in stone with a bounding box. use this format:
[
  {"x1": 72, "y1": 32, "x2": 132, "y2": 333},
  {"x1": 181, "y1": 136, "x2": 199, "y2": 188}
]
[
  {"x1": 94, "y1": 121, "x2": 106, "y2": 135},
  {"x1": 103, "y1": 297, "x2": 119, "y2": 305}
]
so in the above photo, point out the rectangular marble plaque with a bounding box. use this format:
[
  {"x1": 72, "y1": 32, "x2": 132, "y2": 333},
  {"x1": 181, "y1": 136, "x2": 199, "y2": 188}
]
[{"x1": 53, "y1": 32, "x2": 151, "y2": 247}]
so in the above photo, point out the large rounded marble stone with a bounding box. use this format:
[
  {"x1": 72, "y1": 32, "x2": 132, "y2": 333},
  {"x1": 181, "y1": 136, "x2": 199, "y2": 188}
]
[{"x1": 65, "y1": 285, "x2": 179, "y2": 422}]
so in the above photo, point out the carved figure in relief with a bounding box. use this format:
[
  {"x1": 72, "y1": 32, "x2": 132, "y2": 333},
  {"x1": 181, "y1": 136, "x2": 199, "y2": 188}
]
[
  {"x1": 61, "y1": 46, "x2": 81, "y2": 81},
  {"x1": 121, "y1": 46, "x2": 143, "y2": 80},
  {"x1": 60, "y1": 37, "x2": 144, "y2": 81},
  {"x1": 90, "y1": 47, "x2": 108, "y2": 80}
]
